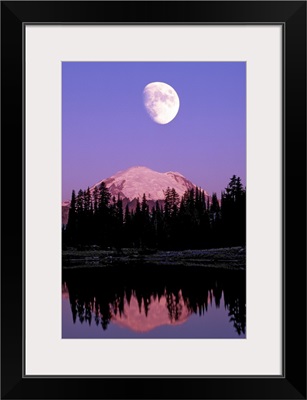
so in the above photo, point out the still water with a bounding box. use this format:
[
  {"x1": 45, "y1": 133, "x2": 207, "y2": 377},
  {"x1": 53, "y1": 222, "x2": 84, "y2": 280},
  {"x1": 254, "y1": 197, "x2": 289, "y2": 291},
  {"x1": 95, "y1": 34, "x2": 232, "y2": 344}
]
[{"x1": 62, "y1": 264, "x2": 246, "y2": 339}]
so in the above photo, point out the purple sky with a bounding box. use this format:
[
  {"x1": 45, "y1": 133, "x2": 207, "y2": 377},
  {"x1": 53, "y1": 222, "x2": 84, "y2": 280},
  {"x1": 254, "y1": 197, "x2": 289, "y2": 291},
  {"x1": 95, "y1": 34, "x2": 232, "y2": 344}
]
[{"x1": 62, "y1": 62, "x2": 246, "y2": 201}]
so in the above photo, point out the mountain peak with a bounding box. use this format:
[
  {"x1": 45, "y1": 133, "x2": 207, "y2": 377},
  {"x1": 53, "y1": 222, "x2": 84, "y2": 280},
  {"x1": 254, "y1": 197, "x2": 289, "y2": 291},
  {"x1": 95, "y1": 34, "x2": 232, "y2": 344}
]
[
  {"x1": 91, "y1": 166, "x2": 200, "y2": 201},
  {"x1": 129, "y1": 165, "x2": 151, "y2": 169},
  {"x1": 123, "y1": 165, "x2": 153, "y2": 173}
]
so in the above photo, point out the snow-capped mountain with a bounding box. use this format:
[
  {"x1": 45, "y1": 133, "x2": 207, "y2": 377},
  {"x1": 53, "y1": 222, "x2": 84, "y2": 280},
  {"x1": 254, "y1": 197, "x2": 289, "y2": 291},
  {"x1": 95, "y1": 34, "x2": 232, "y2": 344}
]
[
  {"x1": 62, "y1": 166, "x2": 208, "y2": 225},
  {"x1": 91, "y1": 166, "x2": 198, "y2": 201}
]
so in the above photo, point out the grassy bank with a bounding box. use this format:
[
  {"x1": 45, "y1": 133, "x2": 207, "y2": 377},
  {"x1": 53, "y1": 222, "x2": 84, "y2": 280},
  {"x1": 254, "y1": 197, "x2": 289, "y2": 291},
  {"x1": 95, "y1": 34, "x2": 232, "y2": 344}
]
[{"x1": 62, "y1": 246, "x2": 245, "y2": 270}]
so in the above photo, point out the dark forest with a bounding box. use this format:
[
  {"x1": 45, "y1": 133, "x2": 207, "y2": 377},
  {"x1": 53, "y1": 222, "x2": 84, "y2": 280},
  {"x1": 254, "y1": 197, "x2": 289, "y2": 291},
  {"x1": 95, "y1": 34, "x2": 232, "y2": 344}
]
[{"x1": 62, "y1": 175, "x2": 246, "y2": 251}]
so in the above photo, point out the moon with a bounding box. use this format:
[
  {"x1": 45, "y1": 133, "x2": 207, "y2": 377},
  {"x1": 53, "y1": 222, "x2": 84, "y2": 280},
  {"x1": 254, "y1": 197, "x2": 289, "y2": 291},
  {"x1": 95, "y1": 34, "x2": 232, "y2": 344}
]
[{"x1": 143, "y1": 82, "x2": 180, "y2": 124}]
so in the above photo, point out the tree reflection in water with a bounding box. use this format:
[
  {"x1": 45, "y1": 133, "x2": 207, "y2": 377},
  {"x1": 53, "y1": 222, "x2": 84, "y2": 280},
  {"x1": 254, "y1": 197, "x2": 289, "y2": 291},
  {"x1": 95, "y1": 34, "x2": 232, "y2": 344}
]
[{"x1": 62, "y1": 264, "x2": 246, "y2": 336}]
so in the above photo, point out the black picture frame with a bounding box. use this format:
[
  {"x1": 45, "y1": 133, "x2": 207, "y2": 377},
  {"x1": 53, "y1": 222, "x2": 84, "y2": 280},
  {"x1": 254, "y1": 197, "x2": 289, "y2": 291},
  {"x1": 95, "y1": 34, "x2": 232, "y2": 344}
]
[{"x1": 1, "y1": 1, "x2": 306, "y2": 399}]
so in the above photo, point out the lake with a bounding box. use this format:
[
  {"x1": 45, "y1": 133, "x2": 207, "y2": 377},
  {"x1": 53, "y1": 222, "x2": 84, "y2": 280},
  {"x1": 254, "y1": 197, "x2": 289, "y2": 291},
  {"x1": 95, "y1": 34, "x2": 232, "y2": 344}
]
[{"x1": 62, "y1": 264, "x2": 246, "y2": 339}]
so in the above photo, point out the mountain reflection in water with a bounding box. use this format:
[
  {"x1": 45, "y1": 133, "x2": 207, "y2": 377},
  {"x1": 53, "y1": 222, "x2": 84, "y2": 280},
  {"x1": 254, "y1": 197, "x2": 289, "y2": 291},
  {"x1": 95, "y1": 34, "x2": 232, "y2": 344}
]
[{"x1": 62, "y1": 264, "x2": 246, "y2": 338}]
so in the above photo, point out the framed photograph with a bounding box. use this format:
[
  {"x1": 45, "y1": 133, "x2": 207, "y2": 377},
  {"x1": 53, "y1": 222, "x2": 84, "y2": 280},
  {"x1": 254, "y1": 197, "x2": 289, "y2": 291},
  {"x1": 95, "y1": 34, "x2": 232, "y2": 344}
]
[{"x1": 1, "y1": 1, "x2": 306, "y2": 399}]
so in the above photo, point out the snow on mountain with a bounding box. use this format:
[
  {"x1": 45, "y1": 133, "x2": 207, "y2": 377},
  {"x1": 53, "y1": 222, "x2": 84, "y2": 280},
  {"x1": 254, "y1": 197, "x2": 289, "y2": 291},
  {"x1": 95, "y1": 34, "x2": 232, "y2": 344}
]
[
  {"x1": 62, "y1": 166, "x2": 209, "y2": 225},
  {"x1": 90, "y1": 166, "x2": 201, "y2": 201}
]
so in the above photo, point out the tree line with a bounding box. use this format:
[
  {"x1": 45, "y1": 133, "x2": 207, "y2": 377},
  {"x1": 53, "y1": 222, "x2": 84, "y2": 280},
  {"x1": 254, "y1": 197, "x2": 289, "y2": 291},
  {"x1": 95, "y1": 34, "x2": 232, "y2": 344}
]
[{"x1": 62, "y1": 175, "x2": 246, "y2": 250}]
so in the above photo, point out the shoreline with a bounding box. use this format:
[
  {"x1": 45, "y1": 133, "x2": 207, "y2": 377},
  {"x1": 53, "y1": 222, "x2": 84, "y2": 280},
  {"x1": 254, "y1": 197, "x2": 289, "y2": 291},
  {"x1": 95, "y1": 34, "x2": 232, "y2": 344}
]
[{"x1": 62, "y1": 246, "x2": 246, "y2": 270}]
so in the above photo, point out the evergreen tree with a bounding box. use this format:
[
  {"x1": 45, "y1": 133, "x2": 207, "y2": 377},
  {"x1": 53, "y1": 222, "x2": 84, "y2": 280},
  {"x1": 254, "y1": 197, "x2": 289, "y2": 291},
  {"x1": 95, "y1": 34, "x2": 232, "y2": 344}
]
[
  {"x1": 221, "y1": 176, "x2": 246, "y2": 246},
  {"x1": 140, "y1": 194, "x2": 151, "y2": 248},
  {"x1": 76, "y1": 189, "x2": 85, "y2": 246},
  {"x1": 209, "y1": 192, "x2": 221, "y2": 247},
  {"x1": 83, "y1": 187, "x2": 92, "y2": 214},
  {"x1": 98, "y1": 182, "x2": 111, "y2": 210},
  {"x1": 170, "y1": 188, "x2": 180, "y2": 217},
  {"x1": 113, "y1": 195, "x2": 124, "y2": 251},
  {"x1": 164, "y1": 187, "x2": 172, "y2": 220},
  {"x1": 154, "y1": 201, "x2": 164, "y2": 248},
  {"x1": 76, "y1": 189, "x2": 84, "y2": 214},
  {"x1": 93, "y1": 186, "x2": 100, "y2": 213},
  {"x1": 83, "y1": 187, "x2": 93, "y2": 244},
  {"x1": 66, "y1": 190, "x2": 77, "y2": 245},
  {"x1": 210, "y1": 193, "x2": 220, "y2": 214},
  {"x1": 123, "y1": 204, "x2": 133, "y2": 247},
  {"x1": 97, "y1": 182, "x2": 111, "y2": 248},
  {"x1": 163, "y1": 188, "x2": 173, "y2": 248},
  {"x1": 133, "y1": 198, "x2": 142, "y2": 247}
]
